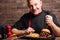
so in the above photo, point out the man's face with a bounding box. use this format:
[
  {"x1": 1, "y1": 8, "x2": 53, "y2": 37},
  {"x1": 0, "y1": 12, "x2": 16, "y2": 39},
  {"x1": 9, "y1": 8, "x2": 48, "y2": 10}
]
[{"x1": 28, "y1": 0, "x2": 42, "y2": 15}]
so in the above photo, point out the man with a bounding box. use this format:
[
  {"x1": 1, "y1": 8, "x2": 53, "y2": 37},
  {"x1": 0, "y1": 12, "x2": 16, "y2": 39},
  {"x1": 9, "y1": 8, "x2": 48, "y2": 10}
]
[{"x1": 12, "y1": 0, "x2": 60, "y2": 36}]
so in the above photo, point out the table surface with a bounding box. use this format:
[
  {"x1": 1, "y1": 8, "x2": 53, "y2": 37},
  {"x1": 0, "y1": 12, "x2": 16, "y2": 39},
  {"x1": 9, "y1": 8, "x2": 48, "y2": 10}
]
[
  {"x1": 2, "y1": 37, "x2": 60, "y2": 40},
  {"x1": 55, "y1": 37, "x2": 60, "y2": 40}
]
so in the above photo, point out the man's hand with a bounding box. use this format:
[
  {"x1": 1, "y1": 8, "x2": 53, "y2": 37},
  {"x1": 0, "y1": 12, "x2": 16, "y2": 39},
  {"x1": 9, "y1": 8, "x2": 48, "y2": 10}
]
[
  {"x1": 45, "y1": 15, "x2": 54, "y2": 26},
  {"x1": 25, "y1": 27, "x2": 35, "y2": 34}
]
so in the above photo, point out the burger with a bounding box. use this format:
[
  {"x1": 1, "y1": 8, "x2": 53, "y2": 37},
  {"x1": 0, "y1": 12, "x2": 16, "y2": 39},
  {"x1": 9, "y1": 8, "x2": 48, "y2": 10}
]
[
  {"x1": 40, "y1": 29, "x2": 51, "y2": 37},
  {"x1": 41, "y1": 29, "x2": 50, "y2": 34}
]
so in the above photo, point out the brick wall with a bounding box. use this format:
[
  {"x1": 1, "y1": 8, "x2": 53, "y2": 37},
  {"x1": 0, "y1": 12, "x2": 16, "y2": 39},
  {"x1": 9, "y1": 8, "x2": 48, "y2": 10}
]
[{"x1": 0, "y1": 0, "x2": 60, "y2": 26}]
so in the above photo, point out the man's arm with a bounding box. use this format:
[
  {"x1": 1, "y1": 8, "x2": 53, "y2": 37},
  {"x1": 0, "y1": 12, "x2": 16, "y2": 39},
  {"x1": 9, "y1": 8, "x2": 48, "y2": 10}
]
[
  {"x1": 12, "y1": 28, "x2": 26, "y2": 35},
  {"x1": 12, "y1": 27, "x2": 35, "y2": 36},
  {"x1": 46, "y1": 15, "x2": 60, "y2": 36},
  {"x1": 50, "y1": 23, "x2": 60, "y2": 36}
]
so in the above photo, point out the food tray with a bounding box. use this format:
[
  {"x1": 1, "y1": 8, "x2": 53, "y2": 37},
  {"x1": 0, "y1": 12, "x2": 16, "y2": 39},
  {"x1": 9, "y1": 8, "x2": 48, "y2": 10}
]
[{"x1": 19, "y1": 34, "x2": 55, "y2": 40}]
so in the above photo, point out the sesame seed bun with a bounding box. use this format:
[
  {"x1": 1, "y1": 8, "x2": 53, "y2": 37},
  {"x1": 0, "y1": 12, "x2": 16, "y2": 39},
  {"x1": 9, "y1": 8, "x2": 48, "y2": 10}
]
[{"x1": 41, "y1": 29, "x2": 51, "y2": 34}]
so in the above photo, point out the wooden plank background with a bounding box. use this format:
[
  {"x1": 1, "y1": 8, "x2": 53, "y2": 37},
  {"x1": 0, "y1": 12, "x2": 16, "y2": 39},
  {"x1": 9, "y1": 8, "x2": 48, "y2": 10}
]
[{"x1": 0, "y1": 0, "x2": 60, "y2": 26}]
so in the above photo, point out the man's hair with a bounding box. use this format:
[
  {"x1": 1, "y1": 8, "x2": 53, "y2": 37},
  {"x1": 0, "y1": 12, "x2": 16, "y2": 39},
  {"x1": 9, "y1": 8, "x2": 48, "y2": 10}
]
[
  {"x1": 27, "y1": 0, "x2": 42, "y2": 3},
  {"x1": 27, "y1": 0, "x2": 41, "y2": 2}
]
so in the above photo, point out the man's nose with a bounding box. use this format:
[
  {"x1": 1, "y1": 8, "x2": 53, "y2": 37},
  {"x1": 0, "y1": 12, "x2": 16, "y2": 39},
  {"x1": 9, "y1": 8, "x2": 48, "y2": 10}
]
[{"x1": 33, "y1": 6, "x2": 36, "y2": 9}]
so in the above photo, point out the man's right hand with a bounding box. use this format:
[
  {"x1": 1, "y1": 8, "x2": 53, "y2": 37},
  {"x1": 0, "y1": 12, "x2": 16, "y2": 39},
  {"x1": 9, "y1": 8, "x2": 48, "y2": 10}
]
[{"x1": 25, "y1": 27, "x2": 35, "y2": 34}]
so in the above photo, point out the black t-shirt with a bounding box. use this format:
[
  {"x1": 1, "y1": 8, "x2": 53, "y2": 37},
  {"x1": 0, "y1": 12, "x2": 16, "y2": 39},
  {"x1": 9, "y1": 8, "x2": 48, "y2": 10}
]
[{"x1": 13, "y1": 10, "x2": 60, "y2": 34}]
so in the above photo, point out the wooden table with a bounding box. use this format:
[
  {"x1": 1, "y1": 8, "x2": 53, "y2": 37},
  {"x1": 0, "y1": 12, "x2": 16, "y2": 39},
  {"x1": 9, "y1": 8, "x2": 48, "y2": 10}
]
[
  {"x1": 55, "y1": 37, "x2": 60, "y2": 40},
  {"x1": 2, "y1": 37, "x2": 60, "y2": 40}
]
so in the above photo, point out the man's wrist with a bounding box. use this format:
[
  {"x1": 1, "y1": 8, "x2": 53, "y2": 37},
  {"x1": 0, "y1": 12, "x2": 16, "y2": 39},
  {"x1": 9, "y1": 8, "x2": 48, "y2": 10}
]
[
  {"x1": 50, "y1": 23, "x2": 56, "y2": 28},
  {"x1": 24, "y1": 30, "x2": 27, "y2": 34}
]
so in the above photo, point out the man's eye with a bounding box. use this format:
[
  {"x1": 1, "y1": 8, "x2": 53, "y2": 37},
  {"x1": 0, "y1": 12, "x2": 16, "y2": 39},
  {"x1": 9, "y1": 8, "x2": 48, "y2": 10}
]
[{"x1": 35, "y1": 4, "x2": 37, "y2": 6}]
